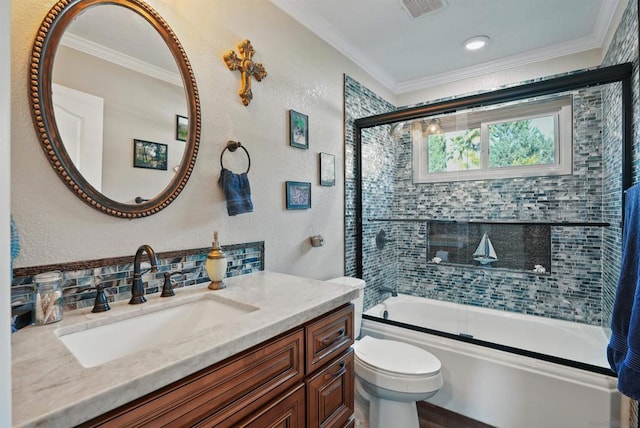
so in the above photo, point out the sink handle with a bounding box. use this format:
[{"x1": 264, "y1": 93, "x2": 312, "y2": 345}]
[
  {"x1": 91, "y1": 284, "x2": 111, "y2": 313},
  {"x1": 161, "y1": 271, "x2": 183, "y2": 297}
]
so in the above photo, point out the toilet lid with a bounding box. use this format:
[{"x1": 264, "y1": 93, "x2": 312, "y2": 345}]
[{"x1": 354, "y1": 336, "x2": 441, "y2": 375}]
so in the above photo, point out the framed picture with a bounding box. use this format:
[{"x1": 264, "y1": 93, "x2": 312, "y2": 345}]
[
  {"x1": 133, "y1": 139, "x2": 168, "y2": 170},
  {"x1": 285, "y1": 181, "x2": 311, "y2": 209},
  {"x1": 176, "y1": 115, "x2": 188, "y2": 142},
  {"x1": 289, "y1": 110, "x2": 308, "y2": 149},
  {"x1": 319, "y1": 152, "x2": 335, "y2": 186}
]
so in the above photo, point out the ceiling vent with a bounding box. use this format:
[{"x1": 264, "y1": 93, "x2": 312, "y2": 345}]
[{"x1": 401, "y1": 0, "x2": 447, "y2": 18}]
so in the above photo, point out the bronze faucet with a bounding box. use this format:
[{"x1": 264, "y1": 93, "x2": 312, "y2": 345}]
[
  {"x1": 92, "y1": 283, "x2": 111, "y2": 313},
  {"x1": 130, "y1": 244, "x2": 158, "y2": 304},
  {"x1": 379, "y1": 286, "x2": 398, "y2": 297}
]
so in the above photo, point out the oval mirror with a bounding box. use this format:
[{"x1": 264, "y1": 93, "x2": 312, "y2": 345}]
[{"x1": 29, "y1": 0, "x2": 200, "y2": 218}]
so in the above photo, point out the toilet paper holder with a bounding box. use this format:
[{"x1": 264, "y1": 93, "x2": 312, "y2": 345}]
[{"x1": 310, "y1": 235, "x2": 324, "y2": 247}]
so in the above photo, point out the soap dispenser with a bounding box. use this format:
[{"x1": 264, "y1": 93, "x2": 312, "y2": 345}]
[{"x1": 206, "y1": 231, "x2": 228, "y2": 290}]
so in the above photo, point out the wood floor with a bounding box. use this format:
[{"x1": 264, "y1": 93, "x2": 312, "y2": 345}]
[{"x1": 417, "y1": 402, "x2": 495, "y2": 428}]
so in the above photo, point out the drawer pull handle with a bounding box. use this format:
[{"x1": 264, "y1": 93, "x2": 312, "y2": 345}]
[
  {"x1": 320, "y1": 328, "x2": 346, "y2": 345},
  {"x1": 324, "y1": 362, "x2": 346, "y2": 380}
]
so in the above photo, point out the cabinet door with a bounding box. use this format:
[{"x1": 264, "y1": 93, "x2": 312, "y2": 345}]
[
  {"x1": 306, "y1": 349, "x2": 354, "y2": 428},
  {"x1": 305, "y1": 304, "x2": 353, "y2": 375},
  {"x1": 238, "y1": 384, "x2": 306, "y2": 428}
]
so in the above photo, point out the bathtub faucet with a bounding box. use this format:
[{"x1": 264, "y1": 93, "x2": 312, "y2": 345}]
[{"x1": 380, "y1": 286, "x2": 398, "y2": 297}]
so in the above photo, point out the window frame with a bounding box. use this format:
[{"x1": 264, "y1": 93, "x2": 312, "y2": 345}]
[{"x1": 412, "y1": 96, "x2": 573, "y2": 183}]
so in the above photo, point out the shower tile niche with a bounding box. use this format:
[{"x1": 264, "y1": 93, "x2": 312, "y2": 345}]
[{"x1": 427, "y1": 222, "x2": 551, "y2": 273}]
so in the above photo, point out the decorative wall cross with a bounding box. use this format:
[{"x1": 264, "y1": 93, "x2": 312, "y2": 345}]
[{"x1": 223, "y1": 39, "x2": 267, "y2": 106}]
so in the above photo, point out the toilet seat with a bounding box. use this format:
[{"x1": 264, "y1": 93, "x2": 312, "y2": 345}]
[
  {"x1": 353, "y1": 336, "x2": 443, "y2": 394},
  {"x1": 354, "y1": 336, "x2": 441, "y2": 375}
]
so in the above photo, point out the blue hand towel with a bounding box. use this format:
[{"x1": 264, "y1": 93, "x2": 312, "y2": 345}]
[
  {"x1": 11, "y1": 216, "x2": 19, "y2": 269},
  {"x1": 10, "y1": 216, "x2": 20, "y2": 333},
  {"x1": 218, "y1": 168, "x2": 253, "y2": 216},
  {"x1": 608, "y1": 184, "x2": 640, "y2": 399}
]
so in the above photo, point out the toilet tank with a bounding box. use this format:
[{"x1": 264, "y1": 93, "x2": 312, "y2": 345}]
[{"x1": 325, "y1": 277, "x2": 366, "y2": 338}]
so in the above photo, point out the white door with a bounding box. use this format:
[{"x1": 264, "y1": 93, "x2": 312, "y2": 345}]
[{"x1": 52, "y1": 83, "x2": 104, "y2": 192}]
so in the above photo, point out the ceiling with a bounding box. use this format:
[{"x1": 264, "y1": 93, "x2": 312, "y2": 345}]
[{"x1": 271, "y1": 0, "x2": 623, "y2": 94}]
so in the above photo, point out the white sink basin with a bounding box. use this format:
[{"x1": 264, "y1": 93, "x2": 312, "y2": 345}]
[{"x1": 56, "y1": 296, "x2": 258, "y2": 368}]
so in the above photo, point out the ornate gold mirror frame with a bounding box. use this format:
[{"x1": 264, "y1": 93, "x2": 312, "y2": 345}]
[{"x1": 29, "y1": 0, "x2": 201, "y2": 218}]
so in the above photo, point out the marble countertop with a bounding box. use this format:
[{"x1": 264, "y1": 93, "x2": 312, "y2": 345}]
[{"x1": 11, "y1": 271, "x2": 359, "y2": 427}]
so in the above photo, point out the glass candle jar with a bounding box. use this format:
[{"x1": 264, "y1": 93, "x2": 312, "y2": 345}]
[{"x1": 34, "y1": 271, "x2": 63, "y2": 325}]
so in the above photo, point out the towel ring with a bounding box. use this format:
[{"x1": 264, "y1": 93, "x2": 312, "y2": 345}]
[{"x1": 220, "y1": 140, "x2": 251, "y2": 173}]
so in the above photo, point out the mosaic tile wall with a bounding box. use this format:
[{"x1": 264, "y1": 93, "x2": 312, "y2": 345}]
[
  {"x1": 601, "y1": 0, "x2": 638, "y2": 330},
  {"x1": 344, "y1": 75, "x2": 397, "y2": 310},
  {"x1": 11, "y1": 242, "x2": 264, "y2": 326},
  {"x1": 361, "y1": 125, "x2": 400, "y2": 303},
  {"x1": 389, "y1": 87, "x2": 614, "y2": 325},
  {"x1": 345, "y1": 65, "x2": 629, "y2": 327}
]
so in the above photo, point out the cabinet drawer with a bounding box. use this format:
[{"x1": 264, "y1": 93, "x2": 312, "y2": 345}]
[
  {"x1": 306, "y1": 348, "x2": 354, "y2": 428},
  {"x1": 236, "y1": 383, "x2": 306, "y2": 428},
  {"x1": 82, "y1": 329, "x2": 304, "y2": 427},
  {"x1": 342, "y1": 417, "x2": 355, "y2": 428},
  {"x1": 305, "y1": 304, "x2": 354, "y2": 375}
]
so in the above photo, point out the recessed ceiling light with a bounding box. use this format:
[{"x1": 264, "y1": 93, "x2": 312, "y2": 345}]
[{"x1": 464, "y1": 35, "x2": 490, "y2": 51}]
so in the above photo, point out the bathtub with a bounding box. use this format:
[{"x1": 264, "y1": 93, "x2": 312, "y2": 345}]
[{"x1": 362, "y1": 294, "x2": 628, "y2": 428}]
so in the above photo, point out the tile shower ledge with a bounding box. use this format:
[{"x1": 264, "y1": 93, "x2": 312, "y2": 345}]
[{"x1": 11, "y1": 271, "x2": 359, "y2": 427}]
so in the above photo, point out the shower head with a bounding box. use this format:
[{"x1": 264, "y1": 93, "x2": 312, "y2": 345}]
[{"x1": 389, "y1": 122, "x2": 406, "y2": 139}]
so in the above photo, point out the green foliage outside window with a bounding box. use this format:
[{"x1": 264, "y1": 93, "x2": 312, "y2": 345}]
[
  {"x1": 488, "y1": 117, "x2": 555, "y2": 168},
  {"x1": 428, "y1": 134, "x2": 447, "y2": 172},
  {"x1": 427, "y1": 116, "x2": 555, "y2": 173},
  {"x1": 428, "y1": 129, "x2": 480, "y2": 172}
]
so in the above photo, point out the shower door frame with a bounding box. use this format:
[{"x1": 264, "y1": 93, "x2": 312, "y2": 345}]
[{"x1": 353, "y1": 62, "x2": 634, "y2": 279}]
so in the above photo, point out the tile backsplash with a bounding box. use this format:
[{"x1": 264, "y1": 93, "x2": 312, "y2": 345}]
[{"x1": 11, "y1": 242, "x2": 264, "y2": 327}]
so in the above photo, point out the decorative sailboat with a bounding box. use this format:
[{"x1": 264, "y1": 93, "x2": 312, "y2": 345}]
[{"x1": 473, "y1": 232, "x2": 498, "y2": 265}]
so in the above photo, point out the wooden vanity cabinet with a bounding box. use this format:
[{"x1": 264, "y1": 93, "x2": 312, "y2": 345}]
[
  {"x1": 79, "y1": 304, "x2": 354, "y2": 428},
  {"x1": 304, "y1": 304, "x2": 355, "y2": 428},
  {"x1": 306, "y1": 349, "x2": 354, "y2": 428}
]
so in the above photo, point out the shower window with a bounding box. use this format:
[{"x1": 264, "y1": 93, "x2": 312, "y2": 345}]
[
  {"x1": 426, "y1": 127, "x2": 481, "y2": 173},
  {"x1": 413, "y1": 95, "x2": 573, "y2": 183}
]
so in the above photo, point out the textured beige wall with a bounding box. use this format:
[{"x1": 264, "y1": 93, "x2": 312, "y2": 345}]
[
  {"x1": 10, "y1": 0, "x2": 392, "y2": 279},
  {"x1": 10, "y1": 0, "x2": 612, "y2": 280}
]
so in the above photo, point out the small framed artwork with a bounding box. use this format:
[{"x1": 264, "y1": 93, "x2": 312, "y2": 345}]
[
  {"x1": 133, "y1": 139, "x2": 168, "y2": 171},
  {"x1": 289, "y1": 109, "x2": 308, "y2": 149},
  {"x1": 285, "y1": 181, "x2": 311, "y2": 209},
  {"x1": 319, "y1": 152, "x2": 335, "y2": 186},
  {"x1": 176, "y1": 115, "x2": 188, "y2": 142}
]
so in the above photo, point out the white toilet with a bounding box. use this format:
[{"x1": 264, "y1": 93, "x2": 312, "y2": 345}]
[{"x1": 326, "y1": 277, "x2": 443, "y2": 428}]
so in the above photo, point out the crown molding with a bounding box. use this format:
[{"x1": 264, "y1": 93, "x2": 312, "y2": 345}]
[
  {"x1": 272, "y1": 0, "x2": 620, "y2": 95},
  {"x1": 395, "y1": 35, "x2": 603, "y2": 93},
  {"x1": 60, "y1": 33, "x2": 182, "y2": 87},
  {"x1": 271, "y1": 0, "x2": 397, "y2": 90}
]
